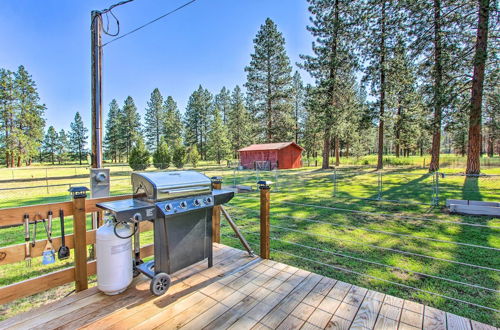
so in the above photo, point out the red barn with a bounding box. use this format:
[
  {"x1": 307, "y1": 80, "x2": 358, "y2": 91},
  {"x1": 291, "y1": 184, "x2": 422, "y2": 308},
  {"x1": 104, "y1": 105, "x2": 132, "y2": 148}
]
[{"x1": 238, "y1": 142, "x2": 304, "y2": 170}]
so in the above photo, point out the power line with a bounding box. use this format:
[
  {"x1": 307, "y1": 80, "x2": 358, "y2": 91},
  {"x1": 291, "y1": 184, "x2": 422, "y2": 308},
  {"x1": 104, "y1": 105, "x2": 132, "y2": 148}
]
[{"x1": 102, "y1": 0, "x2": 198, "y2": 47}]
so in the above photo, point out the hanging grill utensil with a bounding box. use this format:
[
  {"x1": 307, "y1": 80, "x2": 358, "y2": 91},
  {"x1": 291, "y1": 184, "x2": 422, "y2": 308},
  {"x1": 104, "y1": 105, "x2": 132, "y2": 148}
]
[
  {"x1": 42, "y1": 212, "x2": 56, "y2": 265},
  {"x1": 24, "y1": 214, "x2": 31, "y2": 267},
  {"x1": 58, "y1": 209, "x2": 70, "y2": 260}
]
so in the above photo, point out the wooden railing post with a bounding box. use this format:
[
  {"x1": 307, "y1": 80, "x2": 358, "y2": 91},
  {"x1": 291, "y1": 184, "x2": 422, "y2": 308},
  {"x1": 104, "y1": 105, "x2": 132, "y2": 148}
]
[
  {"x1": 258, "y1": 180, "x2": 272, "y2": 259},
  {"x1": 211, "y1": 176, "x2": 222, "y2": 244},
  {"x1": 69, "y1": 186, "x2": 89, "y2": 292}
]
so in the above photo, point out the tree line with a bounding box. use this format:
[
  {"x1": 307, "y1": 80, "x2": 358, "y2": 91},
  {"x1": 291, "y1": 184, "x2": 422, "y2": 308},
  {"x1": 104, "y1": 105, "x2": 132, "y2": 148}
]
[{"x1": 1, "y1": 0, "x2": 498, "y2": 174}]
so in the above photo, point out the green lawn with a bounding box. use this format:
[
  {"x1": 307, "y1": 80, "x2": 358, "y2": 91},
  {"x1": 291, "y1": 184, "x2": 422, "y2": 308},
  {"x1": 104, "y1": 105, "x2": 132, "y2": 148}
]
[{"x1": 0, "y1": 163, "x2": 499, "y2": 325}]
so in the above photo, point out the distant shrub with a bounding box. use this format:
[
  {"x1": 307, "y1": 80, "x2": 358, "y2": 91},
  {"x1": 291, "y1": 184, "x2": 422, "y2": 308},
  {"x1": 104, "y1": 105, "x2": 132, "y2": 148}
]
[
  {"x1": 129, "y1": 139, "x2": 150, "y2": 171},
  {"x1": 172, "y1": 139, "x2": 187, "y2": 169},
  {"x1": 153, "y1": 139, "x2": 171, "y2": 169},
  {"x1": 187, "y1": 145, "x2": 200, "y2": 168}
]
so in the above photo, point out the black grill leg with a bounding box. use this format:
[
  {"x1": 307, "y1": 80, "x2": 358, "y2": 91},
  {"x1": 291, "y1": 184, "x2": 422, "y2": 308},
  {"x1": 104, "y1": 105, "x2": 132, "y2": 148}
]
[{"x1": 208, "y1": 256, "x2": 213, "y2": 268}]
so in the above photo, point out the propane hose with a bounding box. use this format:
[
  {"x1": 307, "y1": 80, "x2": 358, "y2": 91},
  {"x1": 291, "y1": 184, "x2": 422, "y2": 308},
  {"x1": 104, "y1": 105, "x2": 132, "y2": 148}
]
[{"x1": 113, "y1": 220, "x2": 138, "y2": 239}]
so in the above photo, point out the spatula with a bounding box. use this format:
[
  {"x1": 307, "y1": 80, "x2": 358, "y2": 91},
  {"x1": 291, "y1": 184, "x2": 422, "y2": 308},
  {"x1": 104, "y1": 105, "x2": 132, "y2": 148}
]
[{"x1": 58, "y1": 209, "x2": 70, "y2": 260}]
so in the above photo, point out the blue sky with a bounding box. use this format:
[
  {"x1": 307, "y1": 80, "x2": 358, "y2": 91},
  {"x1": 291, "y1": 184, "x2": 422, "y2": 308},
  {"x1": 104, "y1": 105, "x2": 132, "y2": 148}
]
[{"x1": 0, "y1": 0, "x2": 315, "y2": 132}]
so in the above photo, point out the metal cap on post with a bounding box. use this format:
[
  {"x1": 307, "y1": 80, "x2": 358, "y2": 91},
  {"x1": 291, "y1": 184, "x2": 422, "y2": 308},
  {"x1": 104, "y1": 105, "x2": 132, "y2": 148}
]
[
  {"x1": 258, "y1": 180, "x2": 272, "y2": 259},
  {"x1": 69, "y1": 186, "x2": 90, "y2": 199},
  {"x1": 68, "y1": 186, "x2": 89, "y2": 291},
  {"x1": 211, "y1": 176, "x2": 223, "y2": 244}
]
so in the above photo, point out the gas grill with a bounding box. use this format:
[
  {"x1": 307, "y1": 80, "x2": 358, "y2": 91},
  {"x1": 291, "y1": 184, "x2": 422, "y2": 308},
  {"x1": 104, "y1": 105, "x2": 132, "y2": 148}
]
[{"x1": 97, "y1": 171, "x2": 234, "y2": 296}]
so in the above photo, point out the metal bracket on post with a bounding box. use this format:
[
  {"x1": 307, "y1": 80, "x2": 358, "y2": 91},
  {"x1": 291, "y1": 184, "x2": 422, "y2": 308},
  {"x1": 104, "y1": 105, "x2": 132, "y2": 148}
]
[{"x1": 258, "y1": 180, "x2": 272, "y2": 259}]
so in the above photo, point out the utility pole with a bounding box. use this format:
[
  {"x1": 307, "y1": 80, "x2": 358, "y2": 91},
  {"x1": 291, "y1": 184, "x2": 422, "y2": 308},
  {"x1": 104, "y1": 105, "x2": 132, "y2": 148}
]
[{"x1": 91, "y1": 10, "x2": 103, "y2": 169}]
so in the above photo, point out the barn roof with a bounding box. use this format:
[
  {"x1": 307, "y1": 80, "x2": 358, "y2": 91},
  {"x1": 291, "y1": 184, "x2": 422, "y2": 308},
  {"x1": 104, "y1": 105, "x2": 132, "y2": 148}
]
[{"x1": 238, "y1": 142, "x2": 304, "y2": 152}]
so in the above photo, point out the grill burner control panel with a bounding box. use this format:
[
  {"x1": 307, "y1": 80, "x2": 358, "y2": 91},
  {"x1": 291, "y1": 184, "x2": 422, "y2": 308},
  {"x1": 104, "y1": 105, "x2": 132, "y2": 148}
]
[{"x1": 157, "y1": 195, "x2": 214, "y2": 216}]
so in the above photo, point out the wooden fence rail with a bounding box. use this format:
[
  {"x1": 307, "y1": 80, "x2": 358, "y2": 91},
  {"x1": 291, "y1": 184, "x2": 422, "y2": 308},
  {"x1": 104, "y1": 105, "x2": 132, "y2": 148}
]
[{"x1": 0, "y1": 192, "x2": 141, "y2": 305}]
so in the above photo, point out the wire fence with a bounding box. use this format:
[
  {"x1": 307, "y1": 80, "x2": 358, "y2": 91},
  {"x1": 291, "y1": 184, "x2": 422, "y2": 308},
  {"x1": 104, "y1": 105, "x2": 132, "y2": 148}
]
[{"x1": 220, "y1": 198, "x2": 500, "y2": 326}]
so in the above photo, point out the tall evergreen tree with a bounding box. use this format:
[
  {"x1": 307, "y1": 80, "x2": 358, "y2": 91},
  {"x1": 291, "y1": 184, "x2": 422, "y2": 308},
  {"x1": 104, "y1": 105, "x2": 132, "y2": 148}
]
[
  {"x1": 245, "y1": 18, "x2": 294, "y2": 142},
  {"x1": 57, "y1": 129, "x2": 69, "y2": 164},
  {"x1": 292, "y1": 71, "x2": 306, "y2": 144},
  {"x1": 466, "y1": 0, "x2": 492, "y2": 174},
  {"x1": 214, "y1": 87, "x2": 231, "y2": 125},
  {"x1": 163, "y1": 96, "x2": 183, "y2": 146},
  {"x1": 69, "y1": 112, "x2": 88, "y2": 165},
  {"x1": 119, "y1": 96, "x2": 142, "y2": 161},
  {"x1": 300, "y1": 0, "x2": 359, "y2": 168},
  {"x1": 207, "y1": 107, "x2": 231, "y2": 164},
  {"x1": 42, "y1": 126, "x2": 58, "y2": 164},
  {"x1": 406, "y1": 0, "x2": 477, "y2": 171},
  {"x1": 12, "y1": 65, "x2": 46, "y2": 166},
  {"x1": 360, "y1": 0, "x2": 404, "y2": 169},
  {"x1": 228, "y1": 86, "x2": 253, "y2": 158},
  {"x1": 104, "y1": 99, "x2": 121, "y2": 162},
  {"x1": 0, "y1": 69, "x2": 15, "y2": 167},
  {"x1": 144, "y1": 88, "x2": 165, "y2": 151},
  {"x1": 184, "y1": 85, "x2": 212, "y2": 159}
]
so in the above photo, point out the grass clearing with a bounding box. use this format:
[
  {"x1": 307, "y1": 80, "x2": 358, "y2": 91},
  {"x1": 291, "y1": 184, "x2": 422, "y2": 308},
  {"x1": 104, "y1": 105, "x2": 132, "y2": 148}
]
[{"x1": 0, "y1": 163, "x2": 498, "y2": 325}]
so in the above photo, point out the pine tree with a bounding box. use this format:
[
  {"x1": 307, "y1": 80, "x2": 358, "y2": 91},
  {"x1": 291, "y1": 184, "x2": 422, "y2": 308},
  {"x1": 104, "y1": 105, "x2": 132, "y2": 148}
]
[
  {"x1": 245, "y1": 18, "x2": 294, "y2": 142},
  {"x1": 172, "y1": 138, "x2": 187, "y2": 168},
  {"x1": 69, "y1": 112, "x2": 88, "y2": 165},
  {"x1": 129, "y1": 137, "x2": 150, "y2": 171},
  {"x1": 119, "y1": 96, "x2": 142, "y2": 161},
  {"x1": 406, "y1": 0, "x2": 477, "y2": 171},
  {"x1": 466, "y1": 0, "x2": 492, "y2": 174},
  {"x1": 104, "y1": 99, "x2": 121, "y2": 162},
  {"x1": 184, "y1": 86, "x2": 212, "y2": 159},
  {"x1": 12, "y1": 65, "x2": 46, "y2": 166},
  {"x1": 153, "y1": 136, "x2": 171, "y2": 169},
  {"x1": 300, "y1": 0, "x2": 359, "y2": 168},
  {"x1": 56, "y1": 129, "x2": 69, "y2": 164},
  {"x1": 214, "y1": 87, "x2": 231, "y2": 125},
  {"x1": 42, "y1": 126, "x2": 58, "y2": 164},
  {"x1": 144, "y1": 88, "x2": 165, "y2": 151},
  {"x1": 360, "y1": 0, "x2": 404, "y2": 169},
  {"x1": 207, "y1": 107, "x2": 231, "y2": 164},
  {"x1": 163, "y1": 96, "x2": 183, "y2": 146},
  {"x1": 228, "y1": 86, "x2": 253, "y2": 158},
  {"x1": 0, "y1": 69, "x2": 15, "y2": 167},
  {"x1": 187, "y1": 145, "x2": 200, "y2": 168},
  {"x1": 292, "y1": 71, "x2": 306, "y2": 144}
]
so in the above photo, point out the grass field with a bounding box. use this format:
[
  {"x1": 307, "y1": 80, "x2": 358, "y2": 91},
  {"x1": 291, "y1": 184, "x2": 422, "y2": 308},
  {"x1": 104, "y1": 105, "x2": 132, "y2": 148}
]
[{"x1": 0, "y1": 162, "x2": 499, "y2": 325}]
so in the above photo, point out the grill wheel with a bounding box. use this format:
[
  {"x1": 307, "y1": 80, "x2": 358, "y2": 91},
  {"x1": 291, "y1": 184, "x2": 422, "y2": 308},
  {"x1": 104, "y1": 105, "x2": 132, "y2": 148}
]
[{"x1": 150, "y1": 272, "x2": 171, "y2": 296}]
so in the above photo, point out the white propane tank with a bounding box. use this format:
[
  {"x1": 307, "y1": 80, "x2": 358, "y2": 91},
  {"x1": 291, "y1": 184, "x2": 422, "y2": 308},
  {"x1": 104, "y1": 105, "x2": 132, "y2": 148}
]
[{"x1": 96, "y1": 220, "x2": 133, "y2": 295}]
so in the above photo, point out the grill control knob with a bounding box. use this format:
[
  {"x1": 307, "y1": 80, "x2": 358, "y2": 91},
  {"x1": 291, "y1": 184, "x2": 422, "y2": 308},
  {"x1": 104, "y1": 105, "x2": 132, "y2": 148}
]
[
  {"x1": 205, "y1": 197, "x2": 212, "y2": 204},
  {"x1": 164, "y1": 204, "x2": 173, "y2": 211},
  {"x1": 194, "y1": 199, "x2": 201, "y2": 206},
  {"x1": 179, "y1": 201, "x2": 187, "y2": 208}
]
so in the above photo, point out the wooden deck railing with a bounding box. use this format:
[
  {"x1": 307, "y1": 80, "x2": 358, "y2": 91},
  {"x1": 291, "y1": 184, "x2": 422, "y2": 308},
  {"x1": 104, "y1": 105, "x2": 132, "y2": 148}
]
[{"x1": 0, "y1": 179, "x2": 272, "y2": 306}]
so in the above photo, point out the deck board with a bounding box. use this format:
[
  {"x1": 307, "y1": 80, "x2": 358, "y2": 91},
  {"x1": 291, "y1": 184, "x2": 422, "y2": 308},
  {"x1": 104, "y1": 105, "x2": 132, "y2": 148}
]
[{"x1": 0, "y1": 244, "x2": 493, "y2": 330}]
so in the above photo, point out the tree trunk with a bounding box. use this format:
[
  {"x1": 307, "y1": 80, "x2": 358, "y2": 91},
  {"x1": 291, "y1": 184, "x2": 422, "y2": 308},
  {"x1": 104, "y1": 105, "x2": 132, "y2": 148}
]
[
  {"x1": 466, "y1": 0, "x2": 490, "y2": 174},
  {"x1": 346, "y1": 142, "x2": 350, "y2": 158},
  {"x1": 321, "y1": 128, "x2": 330, "y2": 169},
  {"x1": 487, "y1": 135, "x2": 494, "y2": 157},
  {"x1": 429, "y1": 0, "x2": 443, "y2": 172},
  {"x1": 377, "y1": 1, "x2": 386, "y2": 170}
]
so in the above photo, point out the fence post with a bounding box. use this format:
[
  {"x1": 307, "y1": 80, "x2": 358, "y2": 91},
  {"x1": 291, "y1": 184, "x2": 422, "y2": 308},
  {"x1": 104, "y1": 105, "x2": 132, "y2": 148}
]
[
  {"x1": 258, "y1": 180, "x2": 271, "y2": 259},
  {"x1": 434, "y1": 172, "x2": 440, "y2": 206},
  {"x1": 333, "y1": 167, "x2": 338, "y2": 197},
  {"x1": 211, "y1": 177, "x2": 222, "y2": 244},
  {"x1": 69, "y1": 186, "x2": 90, "y2": 292},
  {"x1": 377, "y1": 172, "x2": 382, "y2": 200}
]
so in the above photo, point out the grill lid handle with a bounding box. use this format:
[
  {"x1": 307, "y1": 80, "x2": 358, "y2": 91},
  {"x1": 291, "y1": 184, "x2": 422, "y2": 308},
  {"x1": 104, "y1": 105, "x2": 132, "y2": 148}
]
[{"x1": 159, "y1": 187, "x2": 209, "y2": 195}]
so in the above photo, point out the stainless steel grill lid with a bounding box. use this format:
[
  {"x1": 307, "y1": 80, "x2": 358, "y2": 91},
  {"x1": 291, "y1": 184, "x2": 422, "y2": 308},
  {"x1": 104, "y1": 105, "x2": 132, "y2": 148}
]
[{"x1": 132, "y1": 171, "x2": 212, "y2": 202}]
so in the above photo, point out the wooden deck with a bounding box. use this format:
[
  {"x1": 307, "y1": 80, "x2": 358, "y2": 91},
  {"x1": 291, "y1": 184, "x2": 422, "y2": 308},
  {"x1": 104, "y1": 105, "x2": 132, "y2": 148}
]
[{"x1": 0, "y1": 244, "x2": 494, "y2": 330}]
